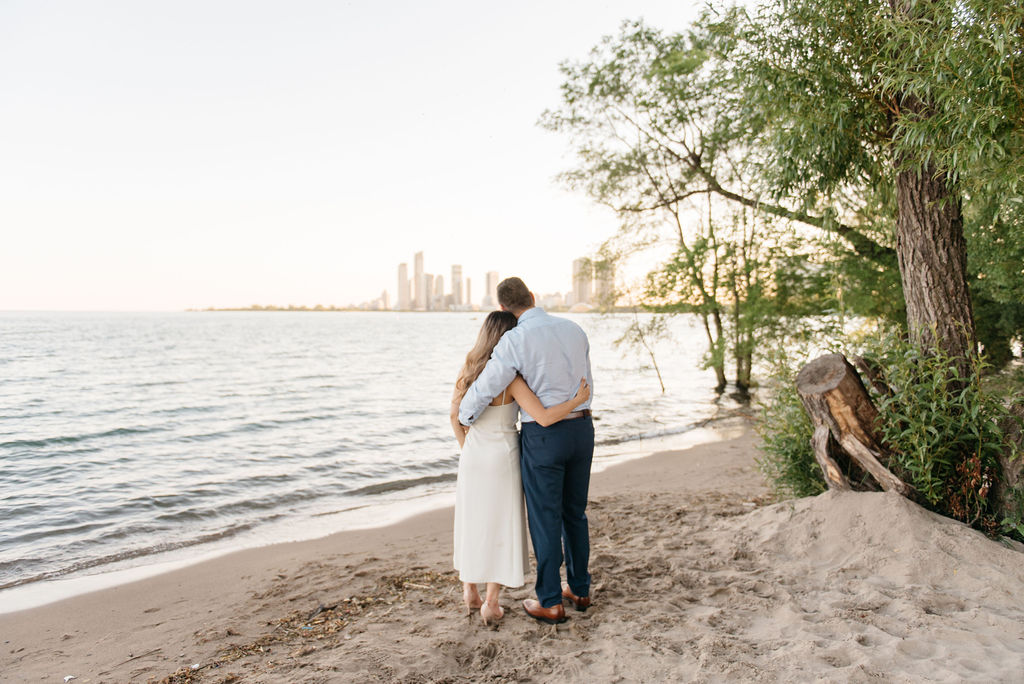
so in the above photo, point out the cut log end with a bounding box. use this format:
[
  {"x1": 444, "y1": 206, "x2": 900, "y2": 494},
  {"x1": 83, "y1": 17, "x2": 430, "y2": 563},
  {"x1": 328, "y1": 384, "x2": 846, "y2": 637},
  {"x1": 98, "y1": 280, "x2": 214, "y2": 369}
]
[
  {"x1": 797, "y1": 353, "x2": 911, "y2": 498},
  {"x1": 795, "y1": 353, "x2": 851, "y2": 395}
]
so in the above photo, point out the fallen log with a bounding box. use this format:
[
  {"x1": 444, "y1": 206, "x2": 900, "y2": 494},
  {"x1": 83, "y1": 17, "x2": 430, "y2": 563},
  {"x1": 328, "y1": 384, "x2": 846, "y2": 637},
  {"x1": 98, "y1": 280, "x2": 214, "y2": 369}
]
[{"x1": 797, "y1": 353, "x2": 910, "y2": 496}]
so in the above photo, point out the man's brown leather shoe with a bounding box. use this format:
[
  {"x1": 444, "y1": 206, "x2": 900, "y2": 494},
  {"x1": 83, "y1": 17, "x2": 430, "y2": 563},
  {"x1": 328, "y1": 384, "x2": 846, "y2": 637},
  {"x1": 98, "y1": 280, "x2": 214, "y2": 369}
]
[
  {"x1": 523, "y1": 599, "x2": 567, "y2": 624},
  {"x1": 561, "y1": 584, "x2": 592, "y2": 612}
]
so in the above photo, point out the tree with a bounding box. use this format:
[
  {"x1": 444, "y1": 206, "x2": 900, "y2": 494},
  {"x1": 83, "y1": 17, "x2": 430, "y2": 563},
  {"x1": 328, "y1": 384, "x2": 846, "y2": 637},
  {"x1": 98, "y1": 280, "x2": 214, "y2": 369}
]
[
  {"x1": 728, "y1": 0, "x2": 1024, "y2": 376},
  {"x1": 541, "y1": 18, "x2": 887, "y2": 391},
  {"x1": 546, "y1": 1, "x2": 1024, "y2": 383}
]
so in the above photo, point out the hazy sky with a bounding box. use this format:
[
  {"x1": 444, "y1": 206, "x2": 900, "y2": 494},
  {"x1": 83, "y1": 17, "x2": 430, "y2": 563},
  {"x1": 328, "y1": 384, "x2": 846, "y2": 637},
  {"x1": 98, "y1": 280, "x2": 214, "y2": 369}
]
[{"x1": 1, "y1": 0, "x2": 703, "y2": 311}]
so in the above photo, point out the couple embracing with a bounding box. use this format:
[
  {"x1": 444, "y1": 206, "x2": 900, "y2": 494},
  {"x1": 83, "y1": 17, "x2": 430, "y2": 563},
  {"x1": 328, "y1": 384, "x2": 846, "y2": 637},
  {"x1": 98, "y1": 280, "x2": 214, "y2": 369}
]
[{"x1": 449, "y1": 277, "x2": 594, "y2": 626}]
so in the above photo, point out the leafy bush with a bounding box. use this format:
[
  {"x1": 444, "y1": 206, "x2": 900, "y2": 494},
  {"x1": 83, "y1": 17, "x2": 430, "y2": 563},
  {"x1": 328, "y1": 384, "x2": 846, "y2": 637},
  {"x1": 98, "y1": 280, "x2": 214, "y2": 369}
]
[
  {"x1": 867, "y1": 334, "x2": 1021, "y2": 537},
  {"x1": 756, "y1": 365, "x2": 827, "y2": 500},
  {"x1": 756, "y1": 332, "x2": 1022, "y2": 541}
]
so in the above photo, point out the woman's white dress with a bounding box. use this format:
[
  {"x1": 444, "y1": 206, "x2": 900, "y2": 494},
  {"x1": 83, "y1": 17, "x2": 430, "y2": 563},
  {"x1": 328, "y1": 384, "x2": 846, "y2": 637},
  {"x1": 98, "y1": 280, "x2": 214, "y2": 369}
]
[{"x1": 453, "y1": 400, "x2": 529, "y2": 587}]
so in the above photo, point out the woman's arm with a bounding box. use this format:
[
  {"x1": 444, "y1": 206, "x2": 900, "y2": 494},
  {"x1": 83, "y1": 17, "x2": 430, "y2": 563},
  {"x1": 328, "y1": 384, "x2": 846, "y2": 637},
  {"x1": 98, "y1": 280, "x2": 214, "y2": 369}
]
[
  {"x1": 450, "y1": 391, "x2": 469, "y2": 448},
  {"x1": 508, "y1": 376, "x2": 590, "y2": 428}
]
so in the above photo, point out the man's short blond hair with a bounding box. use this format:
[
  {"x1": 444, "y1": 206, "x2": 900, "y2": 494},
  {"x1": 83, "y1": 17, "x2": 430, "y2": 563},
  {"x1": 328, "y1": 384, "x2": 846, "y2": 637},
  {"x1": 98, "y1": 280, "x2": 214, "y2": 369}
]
[{"x1": 497, "y1": 277, "x2": 533, "y2": 311}]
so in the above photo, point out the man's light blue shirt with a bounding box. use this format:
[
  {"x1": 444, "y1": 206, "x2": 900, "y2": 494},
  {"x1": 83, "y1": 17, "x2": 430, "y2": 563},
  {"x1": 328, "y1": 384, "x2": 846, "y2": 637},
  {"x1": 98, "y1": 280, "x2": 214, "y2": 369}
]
[{"x1": 458, "y1": 307, "x2": 593, "y2": 425}]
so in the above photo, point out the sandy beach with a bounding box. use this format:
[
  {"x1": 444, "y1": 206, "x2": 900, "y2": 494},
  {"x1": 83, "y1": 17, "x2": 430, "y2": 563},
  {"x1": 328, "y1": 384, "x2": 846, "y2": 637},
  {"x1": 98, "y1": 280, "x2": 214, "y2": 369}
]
[{"x1": 4, "y1": 417, "x2": 1024, "y2": 683}]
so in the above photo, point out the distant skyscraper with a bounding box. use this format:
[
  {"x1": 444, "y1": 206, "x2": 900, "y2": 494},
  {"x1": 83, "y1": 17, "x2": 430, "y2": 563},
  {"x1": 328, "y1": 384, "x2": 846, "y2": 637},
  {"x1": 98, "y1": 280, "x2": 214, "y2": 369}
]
[
  {"x1": 397, "y1": 263, "x2": 411, "y2": 309},
  {"x1": 434, "y1": 274, "x2": 444, "y2": 298},
  {"x1": 424, "y1": 274, "x2": 434, "y2": 310},
  {"x1": 381, "y1": 290, "x2": 390, "y2": 311},
  {"x1": 414, "y1": 252, "x2": 426, "y2": 310},
  {"x1": 573, "y1": 258, "x2": 593, "y2": 306},
  {"x1": 451, "y1": 265, "x2": 463, "y2": 306},
  {"x1": 484, "y1": 271, "x2": 499, "y2": 309},
  {"x1": 466, "y1": 278, "x2": 472, "y2": 307}
]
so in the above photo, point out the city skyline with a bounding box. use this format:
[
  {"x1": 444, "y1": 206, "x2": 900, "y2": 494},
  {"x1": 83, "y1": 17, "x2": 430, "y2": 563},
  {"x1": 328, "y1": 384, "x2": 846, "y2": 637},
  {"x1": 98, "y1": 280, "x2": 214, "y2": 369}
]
[{"x1": 379, "y1": 251, "x2": 614, "y2": 312}]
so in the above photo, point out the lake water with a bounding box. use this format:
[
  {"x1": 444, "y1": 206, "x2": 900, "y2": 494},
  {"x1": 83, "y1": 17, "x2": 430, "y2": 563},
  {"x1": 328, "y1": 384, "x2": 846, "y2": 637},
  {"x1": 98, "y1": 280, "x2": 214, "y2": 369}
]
[{"x1": 0, "y1": 311, "x2": 736, "y2": 600}]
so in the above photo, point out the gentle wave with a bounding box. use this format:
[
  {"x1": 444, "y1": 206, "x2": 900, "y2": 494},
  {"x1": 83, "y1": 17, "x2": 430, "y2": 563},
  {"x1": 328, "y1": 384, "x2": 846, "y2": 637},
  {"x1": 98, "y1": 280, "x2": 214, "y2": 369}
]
[
  {"x1": 0, "y1": 311, "x2": 728, "y2": 591},
  {"x1": 347, "y1": 472, "x2": 459, "y2": 497},
  {"x1": 0, "y1": 425, "x2": 166, "y2": 450},
  {"x1": 0, "y1": 520, "x2": 264, "y2": 592}
]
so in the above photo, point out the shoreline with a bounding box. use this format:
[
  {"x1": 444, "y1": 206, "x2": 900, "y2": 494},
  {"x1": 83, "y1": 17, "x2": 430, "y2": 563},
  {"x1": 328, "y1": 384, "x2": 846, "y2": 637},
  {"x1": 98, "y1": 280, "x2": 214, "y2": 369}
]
[
  {"x1": 0, "y1": 414, "x2": 748, "y2": 616},
  {"x1": 9, "y1": 415, "x2": 1020, "y2": 682},
  {"x1": 0, "y1": 418, "x2": 761, "y2": 682}
]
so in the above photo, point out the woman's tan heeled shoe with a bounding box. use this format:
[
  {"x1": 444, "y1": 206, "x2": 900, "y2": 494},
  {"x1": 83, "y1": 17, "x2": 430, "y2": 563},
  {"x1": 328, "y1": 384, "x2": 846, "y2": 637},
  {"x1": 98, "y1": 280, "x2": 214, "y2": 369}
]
[{"x1": 480, "y1": 602, "x2": 504, "y2": 627}]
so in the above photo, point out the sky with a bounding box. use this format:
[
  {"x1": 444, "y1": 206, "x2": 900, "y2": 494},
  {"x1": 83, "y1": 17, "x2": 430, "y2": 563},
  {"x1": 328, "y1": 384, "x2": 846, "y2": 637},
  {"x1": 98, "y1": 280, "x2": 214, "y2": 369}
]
[{"x1": 0, "y1": 0, "x2": 705, "y2": 311}]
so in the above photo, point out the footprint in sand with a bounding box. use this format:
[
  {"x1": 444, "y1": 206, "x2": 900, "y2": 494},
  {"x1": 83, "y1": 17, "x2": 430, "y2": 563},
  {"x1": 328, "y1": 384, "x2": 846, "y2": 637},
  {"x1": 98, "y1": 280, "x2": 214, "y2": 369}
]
[{"x1": 895, "y1": 638, "x2": 939, "y2": 659}]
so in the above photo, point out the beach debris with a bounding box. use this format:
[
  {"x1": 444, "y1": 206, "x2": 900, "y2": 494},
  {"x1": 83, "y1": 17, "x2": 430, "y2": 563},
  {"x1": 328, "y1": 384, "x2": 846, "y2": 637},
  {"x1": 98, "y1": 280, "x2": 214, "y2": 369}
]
[
  {"x1": 191, "y1": 663, "x2": 200, "y2": 670},
  {"x1": 114, "y1": 647, "x2": 162, "y2": 667},
  {"x1": 156, "y1": 568, "x2": 460, "y2": 681},
  {"x1": 63, "y1": 677, "x2": 76, "y2": 683},
  {"x1": 307, "y1": 602, "x2": 337, "y2": 620}
]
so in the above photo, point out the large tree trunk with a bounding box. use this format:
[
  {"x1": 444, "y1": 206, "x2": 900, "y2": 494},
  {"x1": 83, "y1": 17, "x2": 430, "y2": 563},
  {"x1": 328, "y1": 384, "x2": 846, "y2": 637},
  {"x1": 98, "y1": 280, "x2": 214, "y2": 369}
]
[
  {"x1": 888, "y1": 0, "x2": 978, "y2": 380},
  {"x1": 893, "y1": 161, "x2": 977, "y2": 378}
]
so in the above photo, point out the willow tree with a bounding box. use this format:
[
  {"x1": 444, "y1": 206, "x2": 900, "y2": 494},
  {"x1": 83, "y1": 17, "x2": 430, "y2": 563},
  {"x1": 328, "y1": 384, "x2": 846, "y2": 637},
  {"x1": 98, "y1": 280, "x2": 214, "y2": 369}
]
[
  {"x1": 547, "y1": 0, "x2": 1024, "y2": 382},
  {"x1": 874, "y1": 0, "x2": 1024, "y2": 367},
  {"x1": 541, "y1": 22, "x2": 877, "y2": 391},
  {"x1": 726, "y1": 0, "x2": 1024, "y2": 379}
]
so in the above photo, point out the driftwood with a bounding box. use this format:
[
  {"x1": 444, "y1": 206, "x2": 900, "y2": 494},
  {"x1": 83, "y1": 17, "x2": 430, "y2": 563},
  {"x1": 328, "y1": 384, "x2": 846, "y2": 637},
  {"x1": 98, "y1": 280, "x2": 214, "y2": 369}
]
[
  {"x1": 810, "y1": 425, "x2": 851, "y2": 490},
  {"x1": 797, "y1": 353, "x2": 910, "y2": 496}
]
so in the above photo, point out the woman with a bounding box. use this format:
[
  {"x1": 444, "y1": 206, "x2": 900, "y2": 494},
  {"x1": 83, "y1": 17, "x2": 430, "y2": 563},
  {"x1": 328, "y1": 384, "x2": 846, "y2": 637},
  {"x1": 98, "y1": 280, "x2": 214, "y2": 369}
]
[{"x1": 450, "y1": 311, "x2": 590, "y2": 626}]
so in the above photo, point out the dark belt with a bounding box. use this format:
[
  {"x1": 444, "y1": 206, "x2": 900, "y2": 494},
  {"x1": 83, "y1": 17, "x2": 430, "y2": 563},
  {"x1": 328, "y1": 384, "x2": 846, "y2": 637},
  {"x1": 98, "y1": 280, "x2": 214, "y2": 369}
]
[{"x1": 565, "y1": 409, "x2": 592, "y2": 420}]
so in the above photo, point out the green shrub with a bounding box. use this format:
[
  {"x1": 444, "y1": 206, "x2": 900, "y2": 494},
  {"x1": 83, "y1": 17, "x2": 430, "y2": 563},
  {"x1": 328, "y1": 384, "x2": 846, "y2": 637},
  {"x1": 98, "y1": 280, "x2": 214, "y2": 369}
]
[
  {"x1": 756, "y1": 332, "x2": 1022, "y2": 541},
  {"x1": 756, "y1": 366, "x2": 827, "y2": 500},
  {"x1": 866, "y1": 334, "x2": 1020, "y2": 536}
]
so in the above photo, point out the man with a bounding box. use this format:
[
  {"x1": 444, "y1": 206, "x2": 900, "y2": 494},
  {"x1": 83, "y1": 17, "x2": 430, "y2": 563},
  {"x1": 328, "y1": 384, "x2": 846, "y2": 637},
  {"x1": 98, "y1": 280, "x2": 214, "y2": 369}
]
[{"x1": 458, "y1": 277, "x2": 595, "y2": 624}]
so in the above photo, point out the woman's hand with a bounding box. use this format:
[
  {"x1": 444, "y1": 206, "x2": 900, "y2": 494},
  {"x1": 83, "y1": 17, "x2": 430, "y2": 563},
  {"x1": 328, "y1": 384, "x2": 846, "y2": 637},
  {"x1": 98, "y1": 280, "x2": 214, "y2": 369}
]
[{"x1": 573, "y1": 377, "x2": 590, "y2": 406}]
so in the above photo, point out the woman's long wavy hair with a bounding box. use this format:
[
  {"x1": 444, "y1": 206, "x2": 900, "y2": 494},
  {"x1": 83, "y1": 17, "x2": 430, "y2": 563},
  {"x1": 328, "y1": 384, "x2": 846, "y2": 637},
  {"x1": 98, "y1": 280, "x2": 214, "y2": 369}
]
[{"x1": 453, "y1": 310, "x2": 517, "y2": 406}]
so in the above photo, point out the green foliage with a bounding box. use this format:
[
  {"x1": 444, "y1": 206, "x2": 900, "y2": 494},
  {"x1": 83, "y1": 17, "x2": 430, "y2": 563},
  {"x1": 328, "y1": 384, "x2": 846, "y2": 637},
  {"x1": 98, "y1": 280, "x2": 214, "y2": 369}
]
[
  {"x1": 546, "y1": 0, "x2": 1024, "y2": 402},
  {"x1": 756, "y1": 371, "x2": 827, "y2": 500},
  {"x1": 868, "y1": 0, "x2": 1024, "y2": 199},
  {"x1": 864, "y1": 333, "x2": 1020, "y2": 536},
  {"x1": 725, "y1": 0, "x2": 1024, "y2": 363},
  {"x1": 968, "y1": 200, "x2": 1024, "y2": 366},
  {"x1": 640, "y1": 201, "x2": 819, "y2": 391},
  {"x1": 755, "y1": 329, "x2": 1022, "y2": 539}
]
